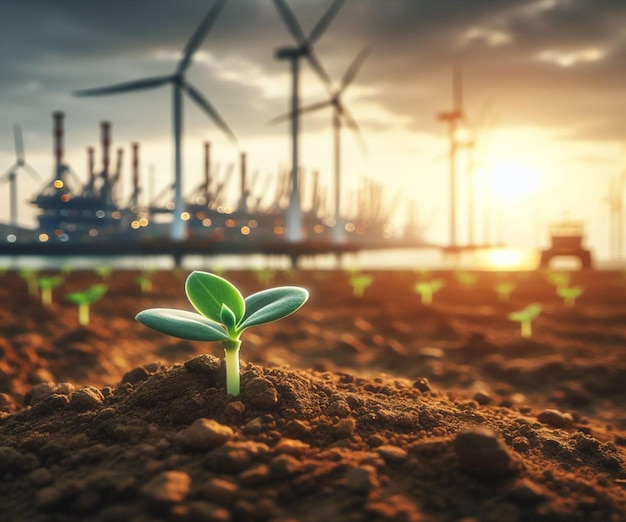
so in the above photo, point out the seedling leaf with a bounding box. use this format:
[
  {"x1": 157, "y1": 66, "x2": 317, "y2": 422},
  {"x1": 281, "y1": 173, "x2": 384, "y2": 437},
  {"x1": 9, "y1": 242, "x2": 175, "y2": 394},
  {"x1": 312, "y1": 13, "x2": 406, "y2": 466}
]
[
  {"x1": 240, "y1": 286, "x2": 309, "y2": 330},
  {"x1": 185, "y1": 271, "x2": 245, "y2": 324},
  {"x1": 136, "y1": 308, "x2": 229, "y2": 341}
]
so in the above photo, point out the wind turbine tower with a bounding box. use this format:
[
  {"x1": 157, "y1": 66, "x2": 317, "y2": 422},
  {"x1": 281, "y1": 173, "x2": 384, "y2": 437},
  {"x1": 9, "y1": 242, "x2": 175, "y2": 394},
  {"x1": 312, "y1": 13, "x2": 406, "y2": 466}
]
[
  {"x1": 437, "y1": 63, "x2": 464, "y2": 248},
  {"x1": 273, "y1": 0, "x2": 346, "y2": 242},
  {"x1": 74, "y1": 0, "x2": 237, "y2": 241}
]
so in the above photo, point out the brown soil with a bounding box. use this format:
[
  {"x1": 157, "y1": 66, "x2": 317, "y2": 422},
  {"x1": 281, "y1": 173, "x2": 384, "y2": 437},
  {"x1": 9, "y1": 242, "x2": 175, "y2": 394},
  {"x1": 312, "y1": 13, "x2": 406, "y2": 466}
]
[{"x1": 0, "y1": 268, "x2": 625, "y2": 521}]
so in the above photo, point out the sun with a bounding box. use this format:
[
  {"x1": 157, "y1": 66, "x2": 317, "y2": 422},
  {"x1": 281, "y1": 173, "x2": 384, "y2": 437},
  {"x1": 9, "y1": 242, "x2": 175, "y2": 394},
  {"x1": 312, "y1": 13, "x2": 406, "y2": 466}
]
[{"x1": 486, "y1": 158, "x2": 540, "y2": 202}]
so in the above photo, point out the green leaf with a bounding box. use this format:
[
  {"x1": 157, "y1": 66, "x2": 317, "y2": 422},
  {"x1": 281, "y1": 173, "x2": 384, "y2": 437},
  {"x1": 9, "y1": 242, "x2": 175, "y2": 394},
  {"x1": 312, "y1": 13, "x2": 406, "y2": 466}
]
[
  {"x1": 185, "y1": 271, "x2": 245, "y2": 324},
  {"x1": 136, "y1": 308, "x2": 229, "y2": 341},
  {"x1": 86, "y1": 284, "x2": 108, "y2": 303},
  {"x1": 38, "y1": 276, "x2": 64, "y2": 290},
  {"x1": 220, "y1": 303, "x2": 237, "y2": 331},
  {"x1": 239, "y1": 286, "x2": 309, "y2": 330}
]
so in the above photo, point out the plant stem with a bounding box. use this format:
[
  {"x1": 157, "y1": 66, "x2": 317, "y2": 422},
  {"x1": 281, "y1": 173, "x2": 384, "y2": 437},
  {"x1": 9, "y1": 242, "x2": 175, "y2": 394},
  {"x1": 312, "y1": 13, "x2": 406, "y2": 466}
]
[
  {"x1": 78, "y1": 303, "x2": 90, "y2": 326},
  {"x1": 521, "y1": 320, "x2": 532, "y2": 338},
  {"x1": 41, "y1": 289, "x2": 52, "y2": 307},
  {"x1": 222, "y1": 339, "x2": 242, "y2": 396},
  {"x1": 421, "y1": 291, "x2": 432, "y2": 305}
]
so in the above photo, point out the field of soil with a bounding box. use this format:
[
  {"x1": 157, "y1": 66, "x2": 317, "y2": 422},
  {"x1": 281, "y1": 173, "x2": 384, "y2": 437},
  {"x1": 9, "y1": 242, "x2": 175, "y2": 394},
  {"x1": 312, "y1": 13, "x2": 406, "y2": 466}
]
[{"x1": 0, "y1": 267, "x2": 625, "y2": 521}]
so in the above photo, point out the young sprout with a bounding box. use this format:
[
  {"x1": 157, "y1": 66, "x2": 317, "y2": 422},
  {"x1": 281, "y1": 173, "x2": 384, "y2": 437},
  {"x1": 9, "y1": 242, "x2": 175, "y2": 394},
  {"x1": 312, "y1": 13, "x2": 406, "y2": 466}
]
[
  {"x1": 414, "y1": 279, "x2": 444, "y2": 305},
  {"x1": 495, "y1": 282, "x2": 516, "y2": 302},
  {"x1": 415, "y1": 268, "x2": 432, "y2": 280},
  {"x1": 508, "y1": 303, "x2": 542, "y2": 338},
  {"x1": 254, "y1": 268, "x2": 274, "y2": 286},
  {"x1": 19, "y1": 268, "x2": 39, "y2": 296},
  {"x1": 135, "y1": 269, "x2": 156, "y2": 293},
  {"x1": 38, "y1": 276, "x2": 64, "y2": 307},
  {"x1": 60, "y1": 263, "x2": 73, "y2": 277},
  {"x1": 136, "y1": 271, "x2": 308, "y2": 396},
  {"x1": 546, "y1": 270, "x2": 571, "y2": 289},
  {"x1": 455, "y1": 271, "x2": 477, "y2": 288},
  {"x1": 95, "y1": 265, "x2": 112, "y2": 280},
  {"x1": 557, "y1": 285, "x2": 584, "y2": 307},
  {"x1": 66, "y1": 284, "x2": 108, "y2": 325},
  {"x1": 349, "y1": 274, "x2": 373, "y2": 297}
]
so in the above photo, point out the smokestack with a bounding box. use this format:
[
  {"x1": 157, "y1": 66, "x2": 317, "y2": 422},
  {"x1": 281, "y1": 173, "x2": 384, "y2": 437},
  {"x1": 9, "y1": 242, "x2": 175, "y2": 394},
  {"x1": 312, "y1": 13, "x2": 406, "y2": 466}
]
[
  {"x1": 52, "y1": 111, "x2": 64, "y2": 177},
  {"x1": 101, "y1": 121, "x2": 111, "y2": 178},
  {"x1": 240, "y1": 151, "x2": 247, "y2": 200},
  {"x1": 204, "y1": 142, "x2": 211, "y2": 204},
  {"x1": 87, "y1": 147, "x2": 95, "y2": 185},
  {"x1": 132, "y1": 142, "x2": 139, "y2": 197}
]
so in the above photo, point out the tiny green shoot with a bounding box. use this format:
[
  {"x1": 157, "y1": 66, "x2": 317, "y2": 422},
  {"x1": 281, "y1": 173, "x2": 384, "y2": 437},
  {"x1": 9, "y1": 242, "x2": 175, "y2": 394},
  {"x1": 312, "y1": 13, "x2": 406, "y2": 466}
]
[
  {"x1": 508, "y1": 303, "x2": 542, "y2": 338},
  {"x1": 415, "y1": 268, "x2": 432, "y2": 280},
  {"x1": 19, "y1": 268, "x2": 39, "y2": 296},
  {"x1": 455, "y1": 271, "x2": 477, "y2": 288},
  {"x1": 66, "y1": 284, "x2": 108, "y2": 325},
  {"x1": 495, "y1": 282, "x2": 516, "y2": 302},
  {"x1": 349, "y1": 274, "x2": 373, "y2": 297},
  {"x1": 95, "y1": 266, "x2": 112, "y2": 280},
  {"x1": 38, "y1": 276, "x2": 64, "y2": 307},
  {"x1": 414, "y1": 279, "x2": 444, "y2": 305},
  {"x1": 135, "y1": 270, "x2": 156, "y2": 293},
  {"x1": 254, "y1": 268, "x2": 274, "y2": 286},
  {"x1": 546, "y1": 270, "x2": 570, "y2": 289},
  {"x1": 136, "y1": 271, "x2": 308, "y2": 396},
  {"x1": 60, "y1": 263, "x2": 73, "y2": 276},
  {"x1": 557, "y1": 285, "x2": 584, "y2": 307}
]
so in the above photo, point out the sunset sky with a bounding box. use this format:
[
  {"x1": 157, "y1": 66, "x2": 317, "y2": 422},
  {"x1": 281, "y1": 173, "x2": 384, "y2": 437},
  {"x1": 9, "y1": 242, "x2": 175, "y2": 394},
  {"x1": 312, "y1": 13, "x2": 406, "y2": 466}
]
[{"x1": 0, "y1": 0, "x2": 625, "y2": 260}]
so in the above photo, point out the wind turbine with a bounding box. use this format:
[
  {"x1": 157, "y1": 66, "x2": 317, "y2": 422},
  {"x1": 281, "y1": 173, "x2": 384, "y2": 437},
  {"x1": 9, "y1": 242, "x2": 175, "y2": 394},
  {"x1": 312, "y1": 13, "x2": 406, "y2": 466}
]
[
  {"x1": 270, "y1": 46, "x2": 369, "y2": 244},
  {"x1": 273, "y1": 0, "x2": 346, "y2": 242},
  {"x1": 0, "y1": 125, "x2": 41, "y2": 228},
  {"x1": 74, "y1": 0, "x2": 237, "y2": 241}
]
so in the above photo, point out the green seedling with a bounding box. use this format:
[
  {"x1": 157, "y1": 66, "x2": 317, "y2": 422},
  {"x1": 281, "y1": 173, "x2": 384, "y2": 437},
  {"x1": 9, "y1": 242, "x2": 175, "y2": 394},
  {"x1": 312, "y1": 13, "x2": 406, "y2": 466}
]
[
  {"x1": 455, "y1": 271, "x2": 477, "y2": 288},
  {"x1": 19, "y1": 268, "x2": 39, "y2": 296},
  {"x1": 349, "y1": 274, "x2": 373, "y2": 297},
  {"x1": 546, "y1": 270, "x2": 570, "y2": 289},
  {"x1": 66, "y1": 284, "x2": 108, "y2": 325},
  {"x1": 557, "y1": 285, "x2": 584, "y2": 307},
  {"x1": 38, "y1": 276, "x2": 64, "y2": 307},
  {"x1": 415, "y1": 268, "x2": 432, "y2": 280},
  {"x1": 414, "y1": 279, "x2": 444, "y2": 305},
  {"x1": 508, "y1": 303, "x2": 542, "y2": 338},
  {"x1": 495, "y1": 282, "x2": 516, "y2": 302},
  {"x1": 60, "y1": 263, "x2": 73, "y2": 276},
  {"x1": 95, "y1": 266, "x2": 112, "y2": 280},
  {"x1": 254, "y1": 268, "x2": 274, "y2": 286},
  {"x1": 135, "y1": 269, "x2": 156, "y2": 293},
  {"x1": 136, "y1": 271, "x2": 308, "y2": 396}
]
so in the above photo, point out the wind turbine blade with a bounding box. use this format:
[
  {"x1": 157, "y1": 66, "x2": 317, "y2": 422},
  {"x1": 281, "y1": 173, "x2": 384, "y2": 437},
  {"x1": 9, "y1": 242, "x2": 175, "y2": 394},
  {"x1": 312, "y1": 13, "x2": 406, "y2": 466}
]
[
  {"x1": 13, "y1": 124, "x2": 24, "y2": 162},
  {"x1": 339, "y1": 103, "x2": 367, "y2": 153},
  {"x1": 23, "y1": 163, "x2": 42, "y2": 182},
  {"x1": 267, "y1": 100, "x2": 333, "y2": 125},
  {"x1": 177, "y1": 0, "x2": 228, "y2": 75},
  {"x1": 183, "y1": 82, "x2": 238, "y2": 145},
  {"x1": 74, "y1": 75, "x2": 174, "y2": 96},
  {"x1": 339, "y1": 46, "x2": 370, "y2": 93},
  {"x1": 306, "y1": 51, "x2": 333, "y2": 92},
  {"x1": 273, "y1": 0, "x2": 307, "y2": 45},
  {"x1": 308, "y1": 0, "x2": 346, "y2": 44},
  {"x1": 453, "y1": 62, "x2": 463, "y2": 115}
]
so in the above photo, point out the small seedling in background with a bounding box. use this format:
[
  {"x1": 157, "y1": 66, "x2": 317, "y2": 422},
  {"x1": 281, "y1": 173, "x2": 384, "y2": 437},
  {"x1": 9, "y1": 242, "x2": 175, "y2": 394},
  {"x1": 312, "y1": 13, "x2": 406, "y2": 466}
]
[
  {"x1": 546, "y1": 270, "x2": 571, "y2": 289},
  {"x1": 66, "y1": 284, "x2": 108, "y2": 325},
  {"x1": 0, "y1": 266, "x2": 7, "y2": 277},
  {"x1": 508, "y1": 303, "x2": 542, "y2": 338},
  {"x1": 211, "y1": 265, "x2": 225, "y2": 276},
  {"x1": 136, "y1": 271, "x2": 308, "y2": 396},
  {"x1": 19, "y1": 268, "x2": 39, "y2": 296},
  {"x1": 415, "y1": 268, "x2": 432, "y2": 280},
  {"x1": 60, "y1": 263, "x2": 73, "y2": 277},
  {"x1": 414, "y1": 279, "x2": 444, "y2": 305},
  {"x1": 135, "y1": 269, "x2": 156, "y2": 293},
  {"x1": 254, "y1": 268, "x2": 274, "y2": 286},
  {"x1": 455, "y1": 271, "x2": 477, "y2": 288},
  {"x1": 349, "y1": 274, "x2": 373, "y2": 297},
  {"x1": 95, "y1": 266, "x2": 112, "y2": 280},
  {"x1": 38, "y1": 276, "x2": 64, "y2": 307},
  {"x1": 557, "y1": 286, "x2": 584, "y2": 307},
  {"x1": 495, "y1": 282, "x2": 516, "y2": 302}
]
